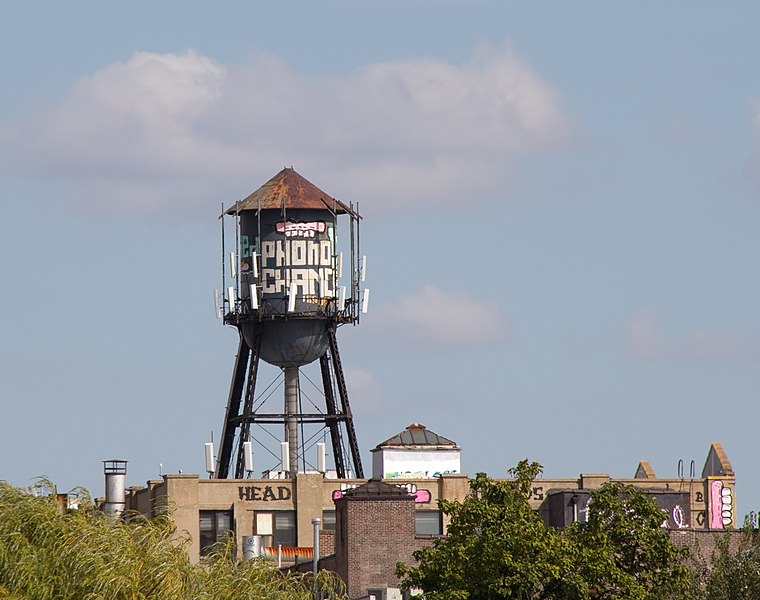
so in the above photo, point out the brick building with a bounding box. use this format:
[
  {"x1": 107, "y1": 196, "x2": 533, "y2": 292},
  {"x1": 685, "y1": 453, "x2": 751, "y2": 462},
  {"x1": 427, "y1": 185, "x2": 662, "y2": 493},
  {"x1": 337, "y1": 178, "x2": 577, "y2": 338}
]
[{"x1": 123, "y1": 424, "x2": 737, "y2": 599}]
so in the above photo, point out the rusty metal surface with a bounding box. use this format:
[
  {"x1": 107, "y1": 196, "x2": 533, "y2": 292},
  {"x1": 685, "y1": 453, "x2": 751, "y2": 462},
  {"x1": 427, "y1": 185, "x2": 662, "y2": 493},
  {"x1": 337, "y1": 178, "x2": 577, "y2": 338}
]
[{"x1": 226, "y1": 167, "x2": 355, "y2": 215}]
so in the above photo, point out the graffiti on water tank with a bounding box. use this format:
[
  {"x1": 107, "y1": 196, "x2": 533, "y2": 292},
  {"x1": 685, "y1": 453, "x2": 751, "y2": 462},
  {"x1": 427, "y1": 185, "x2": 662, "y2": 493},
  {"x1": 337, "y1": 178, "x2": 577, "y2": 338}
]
[
  {"x1": 276, "y1": 220, "x2": 326, "y2": 238},
  {"x1": 259, "y1": 239, "x2": 335, "y2": 296}
]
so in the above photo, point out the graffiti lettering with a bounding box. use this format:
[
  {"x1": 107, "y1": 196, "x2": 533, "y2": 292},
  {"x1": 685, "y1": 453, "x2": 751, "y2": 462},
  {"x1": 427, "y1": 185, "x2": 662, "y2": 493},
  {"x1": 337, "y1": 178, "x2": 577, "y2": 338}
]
[
  {"x1": 413, "y1": 490, "x2": 432, "y2": 503},
  {"x1": 527, "y1": 486, "x2": 544, "y2": 501},
  {"x1": 332, "y1": 483, "x2": 359, "y2": 501},
  {"x1": 276, "y1": 221, "x2": 326, "y2": 239},
  {"x1": 385, "y1": 470, "x2": 458, "y2": 479},
  {"x1": 721, "y1": 486, "x2": 733, "y2": 527},
  {"x1": 238, "y1": 485, "x2": 291, "y2": 502},
  {"x1": 261, "y1": 240, "x2": 332, "y2": 267},
  {"x1": 240, "y1": 235, "x2": 259, "y2": 259},
  {"x1": 395, "y1": 483, "x2": 418, "y2": 494},
  {"x1": 673, "y1": 505, "x2": 688, "y2": 529}
]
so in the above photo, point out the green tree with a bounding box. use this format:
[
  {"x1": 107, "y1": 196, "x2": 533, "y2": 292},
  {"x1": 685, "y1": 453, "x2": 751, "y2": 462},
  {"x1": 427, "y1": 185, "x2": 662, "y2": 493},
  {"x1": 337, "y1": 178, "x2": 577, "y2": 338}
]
[
  {"x1": 690, "y1": 526, "x2": 760, "y2": 600},
  {"x1": 568, "y1": 483, "x2": 690, "y2": 599},
  {"x1": 0, "y1": 480, "x2": 345, "y2": 600},
  {"x1": 397, "y1": 462, "x2": 690, "y2": 600},
  {"x1": 397, "y1": 461, "x2": 584, "y2": 599}
]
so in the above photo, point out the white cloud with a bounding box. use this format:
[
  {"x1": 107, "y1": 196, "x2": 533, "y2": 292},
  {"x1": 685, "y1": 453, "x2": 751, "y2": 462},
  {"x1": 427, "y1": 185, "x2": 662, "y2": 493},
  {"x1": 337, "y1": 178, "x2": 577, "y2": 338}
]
[
  {"x1": 374, "y1": 284, "x2": 507, "y2": 347},
  {"x1": 625, "y1": 309, "x2": 746, "y2": 361},
  {"x1": 5, "y1": 47, "x2": 568, "y2": 216}
]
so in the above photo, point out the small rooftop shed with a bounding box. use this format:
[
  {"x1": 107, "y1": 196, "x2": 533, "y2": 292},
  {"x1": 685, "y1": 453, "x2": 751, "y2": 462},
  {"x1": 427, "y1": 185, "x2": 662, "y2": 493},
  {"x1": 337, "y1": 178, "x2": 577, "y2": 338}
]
[{"x1": 371, "y1": 423, "x2": 461, "y2": 480}]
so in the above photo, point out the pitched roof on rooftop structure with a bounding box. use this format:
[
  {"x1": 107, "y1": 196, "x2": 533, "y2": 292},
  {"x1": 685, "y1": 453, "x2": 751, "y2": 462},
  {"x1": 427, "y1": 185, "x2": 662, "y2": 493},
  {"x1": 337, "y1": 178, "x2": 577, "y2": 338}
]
[
  {"x1": 340, "y1": 478, "x2": 413, "y2": 499},
  {"x1": 225, "y1": 167, "x2": 357, "y2": 217},
  {"x1": 375, "y1": 423, "x2": 459, "y2": 449}
]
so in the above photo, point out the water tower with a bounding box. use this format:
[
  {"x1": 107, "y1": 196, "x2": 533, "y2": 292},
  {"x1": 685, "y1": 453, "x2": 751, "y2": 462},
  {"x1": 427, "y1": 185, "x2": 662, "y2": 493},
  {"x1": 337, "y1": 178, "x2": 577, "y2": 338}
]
[{"x1": 214, "y1": 168, "x2": 368, "y2": 480}]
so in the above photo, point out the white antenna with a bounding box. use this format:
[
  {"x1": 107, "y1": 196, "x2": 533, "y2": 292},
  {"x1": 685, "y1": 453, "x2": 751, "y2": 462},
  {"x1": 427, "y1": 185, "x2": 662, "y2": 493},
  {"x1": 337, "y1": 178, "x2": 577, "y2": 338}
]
[
  {"x1": 252, "y1": 252, "x2": 259, "y2": 278},
  {"x1": 243, "y1": 441, "x2": 254, "y2": 475},
  {"x1": 316, "y1": 442, "x2": 326, "y2": 472},
  {"x1": 287, "y1": 282, "x2": 297, "y2": 312},
  {"x1": 361, "y1": 288, "x2": 370, "y2": 314},
  {"x1": 249, "y1": 284, "x2": 259, "y2": 310},
  {"x1": 360, "y1": 255, "x2": 367, "y2": 282},
  {"x1": 280, "y1": 442, "x2": 290, "y2": 473},
  {"x1": 337, "y1": 252, "x2": 343, "y2": 279},
  {"x1": 230, "y1": 252, "x2": 237, "y2": 279},
  {"x1": 338, "y1": 286, "x2": 347, "y2": 311},
  {"x1": 204, "y1": 442, "x2": 215, "y2": 478},
  {"x1": 227, "y1": 286, "x2": 237, "y2": 313},
  {"x1": 213, "y1": 290, "x2": 222, "y2": 319}
]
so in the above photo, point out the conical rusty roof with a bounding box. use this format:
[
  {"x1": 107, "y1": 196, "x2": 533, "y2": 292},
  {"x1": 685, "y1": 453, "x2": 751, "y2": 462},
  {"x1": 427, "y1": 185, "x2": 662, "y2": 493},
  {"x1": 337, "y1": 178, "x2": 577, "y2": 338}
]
[{"x1": 226, "y1": 167, "x2": 356, "y2": 216}]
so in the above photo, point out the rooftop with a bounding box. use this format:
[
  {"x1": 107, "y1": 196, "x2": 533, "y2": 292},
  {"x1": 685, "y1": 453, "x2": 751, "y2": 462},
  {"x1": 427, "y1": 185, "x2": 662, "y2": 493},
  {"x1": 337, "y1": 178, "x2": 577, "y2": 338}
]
[
  {"x1": 225, "y1": 167, "x2": 356, "y2": 216},
  {"x1": 375, "y1": 423, "x2": 458, "y2": 449}
]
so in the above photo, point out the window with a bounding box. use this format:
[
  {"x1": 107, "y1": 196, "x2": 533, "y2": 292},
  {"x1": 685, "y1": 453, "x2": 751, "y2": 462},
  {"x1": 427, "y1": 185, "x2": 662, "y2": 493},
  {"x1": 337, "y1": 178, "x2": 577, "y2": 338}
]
[
  {"x1": 415, "y1": 510, "x2": 442, "y2": 535},
  {"x1": 322, "y1": 510, "x2": 336, "y2": 531},
  {"x1": 199, "y1": 510, "x2": 233, "y2": 556},
  {"x1": 275, "y1": 511, "x2": 296, "y2": 546},
  {"x1": 255, "y1": 511, "x2": 297, "y2": 547}
]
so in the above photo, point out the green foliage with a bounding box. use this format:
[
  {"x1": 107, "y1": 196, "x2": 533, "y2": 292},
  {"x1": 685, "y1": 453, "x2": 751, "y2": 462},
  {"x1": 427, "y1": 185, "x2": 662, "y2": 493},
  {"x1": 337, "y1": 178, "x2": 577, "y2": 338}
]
[
  {"x1": 397, "y1": 461, "x2": 690, "y2": 600},
  {"x1": 568, "y1": 483, "x2": 690, "y2": 599},
  {"x1": 397, "y1": 461, "x2": 582, "y2": 599},
  {"x1": 689, "y1": 527, "x2": 760, "y2": 600},
  {"x1": 0, "y1": 481, "x2": 345, "y2": 600}
]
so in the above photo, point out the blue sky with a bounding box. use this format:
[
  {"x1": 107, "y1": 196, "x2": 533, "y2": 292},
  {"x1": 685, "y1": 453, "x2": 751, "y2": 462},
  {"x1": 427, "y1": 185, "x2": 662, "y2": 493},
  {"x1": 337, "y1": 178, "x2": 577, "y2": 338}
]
[{"x1": 2, "y1": 2, "x2": 759, "y2": 516}]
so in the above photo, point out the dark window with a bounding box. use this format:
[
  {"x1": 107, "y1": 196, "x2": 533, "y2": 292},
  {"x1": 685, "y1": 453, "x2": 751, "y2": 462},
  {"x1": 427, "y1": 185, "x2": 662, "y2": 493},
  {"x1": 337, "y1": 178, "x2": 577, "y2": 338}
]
[
  {"x1": 274, "y1": 511, "x2": 297, "y2": 546},
  {"x1": 199, "y1": 510, "x2": 233, "y2": 556},
  {"x1": 256, "y1": 511, "x2": 297, "y2": 547},
  {"x1": 415, "y1": 510, "x2": 442, "y2": 535},
  {"x1": 322, "y1": 510, "x2": 336, "y2": 531}
]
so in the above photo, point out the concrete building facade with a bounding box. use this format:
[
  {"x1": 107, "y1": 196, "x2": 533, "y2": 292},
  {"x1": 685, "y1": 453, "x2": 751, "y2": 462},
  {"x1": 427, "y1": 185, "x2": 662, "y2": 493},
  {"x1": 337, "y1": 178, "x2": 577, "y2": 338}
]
[{"x1": 123, "y1": 425, "x2": 737, "y2": 598}]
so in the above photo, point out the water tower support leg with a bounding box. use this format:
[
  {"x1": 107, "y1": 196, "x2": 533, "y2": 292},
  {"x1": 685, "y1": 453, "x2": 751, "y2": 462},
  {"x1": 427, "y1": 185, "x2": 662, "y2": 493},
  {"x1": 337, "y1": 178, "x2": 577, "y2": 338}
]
[
  {"x1": 235, "y1": 334, "x2": 262, "y2": 478},
  {"x1": 328, "y1": 328, "x2": 364, "y2": 478},
  {"x1": 319, "y1": 353, "x2": 347, "y2": 478},
  {"x1": 216, "y1": 332, "x2": 251, "y2": 478}
]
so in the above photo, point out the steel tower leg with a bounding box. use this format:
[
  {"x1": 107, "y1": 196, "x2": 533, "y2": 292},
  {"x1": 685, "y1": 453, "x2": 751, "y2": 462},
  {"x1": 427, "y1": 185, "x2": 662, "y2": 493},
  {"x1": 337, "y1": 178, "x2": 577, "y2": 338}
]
[
  {"x1": 216, "y1": 331, "x2": 251, "y2": 478},
  {"x1": 328, "y1": 328, "x2": 364, "y2": 478},
  {"x1": 234, "y1": 332, "x2": 262, "y2": 479},
  {"x1": 319, "y1": 353, "x2": 347, "y2": 478}
]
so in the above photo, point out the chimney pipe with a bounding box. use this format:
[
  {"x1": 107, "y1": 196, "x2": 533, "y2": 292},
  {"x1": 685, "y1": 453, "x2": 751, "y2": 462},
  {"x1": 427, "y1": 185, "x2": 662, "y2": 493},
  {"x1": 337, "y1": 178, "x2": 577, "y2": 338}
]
[{"x1": 103, "y1": 459, "x2": 128, "y2": 518}]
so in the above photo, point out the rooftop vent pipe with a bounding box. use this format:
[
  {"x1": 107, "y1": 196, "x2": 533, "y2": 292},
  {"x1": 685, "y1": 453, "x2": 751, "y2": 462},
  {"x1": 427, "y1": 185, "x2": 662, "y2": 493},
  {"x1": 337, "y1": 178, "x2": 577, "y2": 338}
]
[{"x1": 103, "y1": 459, "x2": 128, "y2": 518}]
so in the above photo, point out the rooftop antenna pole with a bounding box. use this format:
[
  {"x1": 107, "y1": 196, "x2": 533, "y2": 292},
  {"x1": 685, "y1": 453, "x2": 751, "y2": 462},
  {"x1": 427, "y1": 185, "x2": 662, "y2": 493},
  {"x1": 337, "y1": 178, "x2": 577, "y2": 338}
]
[{"x1": 220, "y1": 203, "x2": 226, "y2": 313}]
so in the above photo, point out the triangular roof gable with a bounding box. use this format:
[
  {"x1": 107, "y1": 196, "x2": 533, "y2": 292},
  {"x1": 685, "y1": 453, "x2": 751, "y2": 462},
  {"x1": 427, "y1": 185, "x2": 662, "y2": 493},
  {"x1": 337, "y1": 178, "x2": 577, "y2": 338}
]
[
  {"x1": 634, "y1": 460, "x2": 655, "y2": 479},
  {"x1": 225, "y1": 167, "x2": 356, "y2": 216},
  {"x1": 702, "y1": 442, "x2": 734, "y2": 477}
]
